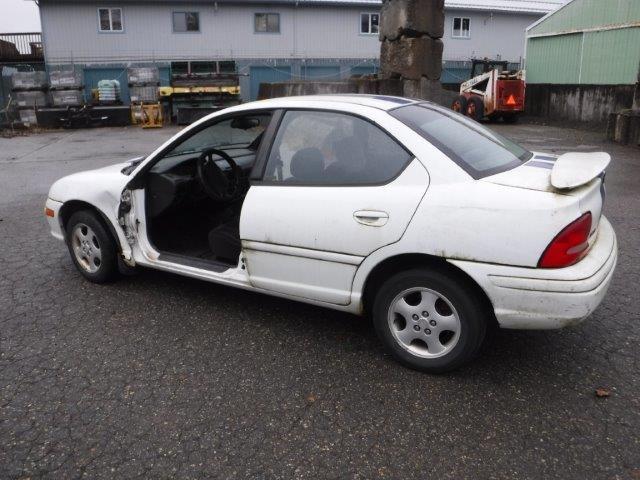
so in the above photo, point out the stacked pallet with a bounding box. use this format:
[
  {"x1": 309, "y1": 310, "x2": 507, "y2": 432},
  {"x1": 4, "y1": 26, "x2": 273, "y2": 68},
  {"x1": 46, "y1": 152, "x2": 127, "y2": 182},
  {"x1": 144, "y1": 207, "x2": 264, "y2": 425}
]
[
  {"x1": 128, "y1": 67, "x2": 161, "y2": 126},
  {"x1": 11, "y1": 71, "x2": 48, "y2": 126},
  {"x1": 49, "y1": 68, "x2": 84, "y2": 108},
  {"x1": 128, "y1": 67, "x2": 159, "y2": 103}
]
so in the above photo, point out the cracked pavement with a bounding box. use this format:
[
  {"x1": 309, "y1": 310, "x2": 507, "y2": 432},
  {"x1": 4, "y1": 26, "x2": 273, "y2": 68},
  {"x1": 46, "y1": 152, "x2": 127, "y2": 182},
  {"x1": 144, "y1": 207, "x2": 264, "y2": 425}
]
[{"x1": 1, "y1": 123, "x2": 639, "y2": 479}]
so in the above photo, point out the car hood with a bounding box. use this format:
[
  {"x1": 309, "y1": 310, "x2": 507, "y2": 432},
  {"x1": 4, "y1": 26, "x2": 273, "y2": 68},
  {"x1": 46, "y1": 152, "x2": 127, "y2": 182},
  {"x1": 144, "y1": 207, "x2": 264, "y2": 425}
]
[{"x1": 48, "y1": 159, "x2": 136, "y2": 202}]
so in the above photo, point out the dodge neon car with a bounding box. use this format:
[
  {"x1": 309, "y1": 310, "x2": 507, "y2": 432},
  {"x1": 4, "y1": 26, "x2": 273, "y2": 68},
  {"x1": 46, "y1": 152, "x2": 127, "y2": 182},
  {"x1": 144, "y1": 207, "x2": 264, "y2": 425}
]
[{"x1": 45, "y1": 95, "x2": 617, "y2": 372}]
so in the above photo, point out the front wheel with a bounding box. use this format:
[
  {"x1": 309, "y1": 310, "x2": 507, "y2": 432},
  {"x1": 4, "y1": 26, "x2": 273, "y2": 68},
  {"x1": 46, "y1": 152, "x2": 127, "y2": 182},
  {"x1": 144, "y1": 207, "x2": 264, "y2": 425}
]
[
  {"x1": 451, "y1": 95, "x2": 468, "y2": 114},
  {"x1": 65, "y1": 210, "x2": 119, "y2": 283},
  {"x1": 372, "y1": 269, "x2": 487, "y2": 373},
  {"x1": 465, "y1": 96, "x2": 485, "y2": 122}
]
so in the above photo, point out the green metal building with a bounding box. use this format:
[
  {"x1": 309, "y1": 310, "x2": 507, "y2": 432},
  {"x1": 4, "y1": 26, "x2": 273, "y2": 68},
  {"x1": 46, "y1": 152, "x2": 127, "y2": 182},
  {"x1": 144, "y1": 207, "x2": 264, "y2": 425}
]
[
  {"x1": 524, "y1": 0, "x2": 640, "y2": 123},
  {"x1": 526, "y1": 0, "x2": 640, "y2": 85}
]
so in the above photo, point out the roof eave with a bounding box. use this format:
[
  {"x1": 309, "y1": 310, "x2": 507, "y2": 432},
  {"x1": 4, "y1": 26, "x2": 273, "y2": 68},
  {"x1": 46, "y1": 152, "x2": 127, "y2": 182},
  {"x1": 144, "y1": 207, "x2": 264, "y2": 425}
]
[{"x1": 37, "y1": 0, "x2": 560, "y2": 15}]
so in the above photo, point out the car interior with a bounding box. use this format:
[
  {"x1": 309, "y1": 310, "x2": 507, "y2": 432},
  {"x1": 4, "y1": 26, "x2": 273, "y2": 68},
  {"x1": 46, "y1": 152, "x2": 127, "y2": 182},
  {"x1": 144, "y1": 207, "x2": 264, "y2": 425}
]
[
  {"x1": 263, "y1": 110, "x2": 410, "y2": 185},
  {"x1": 142, "y1": 112, "x2": 272, "y2": 267}
]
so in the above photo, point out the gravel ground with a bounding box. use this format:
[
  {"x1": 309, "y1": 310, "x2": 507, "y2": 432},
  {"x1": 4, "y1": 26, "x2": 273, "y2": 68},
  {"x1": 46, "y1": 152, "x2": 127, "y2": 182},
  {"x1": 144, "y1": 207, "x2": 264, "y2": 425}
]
[{"x1": 1, "y1": 121, "x2": 639, "y2": 479}]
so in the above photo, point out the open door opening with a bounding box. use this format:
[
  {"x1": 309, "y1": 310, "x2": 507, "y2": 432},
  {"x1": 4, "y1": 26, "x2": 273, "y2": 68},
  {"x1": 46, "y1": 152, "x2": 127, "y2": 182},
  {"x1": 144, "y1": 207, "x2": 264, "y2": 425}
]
[{"x1": 139, "y1": 112, "x2": 273, "y2": 269}]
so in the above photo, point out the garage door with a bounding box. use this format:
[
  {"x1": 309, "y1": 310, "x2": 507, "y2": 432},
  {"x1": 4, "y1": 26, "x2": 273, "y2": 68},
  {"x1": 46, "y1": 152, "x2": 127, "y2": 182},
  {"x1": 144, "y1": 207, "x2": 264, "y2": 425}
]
[
  {"x1": 249, "y1": 66, "x2": 292, "y2": 101},
  {"x1": 351, "y1": 65, "x2": 377, "y2": 76},
  {"x1": 83, "y1": 67, "x2": 130, "y2": 103},
  {"x1": 158, "y1": 67, "x2": 171, "y2": 86},
  {"x1": 301, "y1": 65, "x2": 341, "y2": 81}
]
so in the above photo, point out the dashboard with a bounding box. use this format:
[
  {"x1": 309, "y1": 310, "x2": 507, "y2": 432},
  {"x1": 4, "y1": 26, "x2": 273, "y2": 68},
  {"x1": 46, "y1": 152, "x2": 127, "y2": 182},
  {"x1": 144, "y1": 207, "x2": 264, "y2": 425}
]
[{"x1": 145, "y1": 148, "x2": 257, "y2": 218}]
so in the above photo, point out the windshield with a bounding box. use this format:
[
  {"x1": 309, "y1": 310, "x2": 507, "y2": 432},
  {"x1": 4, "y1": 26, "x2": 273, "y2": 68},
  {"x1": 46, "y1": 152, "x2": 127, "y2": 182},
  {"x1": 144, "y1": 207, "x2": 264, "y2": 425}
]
[
  {"x1": 163, "y1": 115, "x2": 270, "y2": 159},
  {"x1": 391, "y1": 103, "x2": 532, "y2": 178}
]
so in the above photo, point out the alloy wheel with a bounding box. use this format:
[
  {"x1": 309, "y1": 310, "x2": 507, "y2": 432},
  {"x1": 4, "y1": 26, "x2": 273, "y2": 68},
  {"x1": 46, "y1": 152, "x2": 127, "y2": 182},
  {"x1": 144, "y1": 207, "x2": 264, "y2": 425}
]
[
  {"x1": 71, "y1": 223, "x2": 102, "y2": 273},
  {"x1": 387, "y1": 287, "x2": 461, "y2": 358}
]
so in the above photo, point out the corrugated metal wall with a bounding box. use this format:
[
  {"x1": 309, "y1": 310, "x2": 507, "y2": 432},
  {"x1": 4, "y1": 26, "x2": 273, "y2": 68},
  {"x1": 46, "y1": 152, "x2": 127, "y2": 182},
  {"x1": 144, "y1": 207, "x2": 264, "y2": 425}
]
[
  {"x1": 526, "y1": 33, "x2": 582, "y2": 84},
  {"x1": 526, "y1": 27, "x2": 640, "y2": 84},
  {"x1": 526, "y1": 0, "x2": 640, "y2": 85},
  {"x1": 579, "y1": 28, "x2": 640, "y2": 84},
  {"x1": 39, "y1": 3, "x2": 381, "y2": 63},
  {"x1": 39, "y1": 2, "x2": 541, "y2": 65},
  {"x1": 442, "y1": 10, "x2": 539, "y2": 63},
  {"x1": 528, "y1": 0, "x2": 640, "y2": 36}
]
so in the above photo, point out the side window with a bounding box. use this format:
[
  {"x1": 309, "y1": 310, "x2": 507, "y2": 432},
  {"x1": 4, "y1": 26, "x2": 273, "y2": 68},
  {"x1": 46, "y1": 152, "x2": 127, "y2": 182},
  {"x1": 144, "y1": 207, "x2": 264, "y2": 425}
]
[
  {"x1": 254, "y1": 13, "x2": 280, "y2": 33},
  {"x1": 150, "y1": 113, "x2": 271, "y2": 172},
  {"x1": 263, "y1": 110, "x2": 412, "y2": 185},
  {"x1": 98, "y1": 8, "x2": 123, "y2": 32},
  {"x1": 173, "y1": 12, "x2": 200, "y2": 33},
  {"x1": 360, "y1": 13, "x2": 379, "y2": 35},
  {"x1": 452, "y1": 17, "x2": 470, "y2": 38}
]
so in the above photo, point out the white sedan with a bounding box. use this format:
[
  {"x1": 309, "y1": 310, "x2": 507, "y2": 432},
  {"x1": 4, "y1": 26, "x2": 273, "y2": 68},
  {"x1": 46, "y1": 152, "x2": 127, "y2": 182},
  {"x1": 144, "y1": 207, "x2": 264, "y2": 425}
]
[{"x1": 45, "y1": 95, "x2": 617, "y2": 372}]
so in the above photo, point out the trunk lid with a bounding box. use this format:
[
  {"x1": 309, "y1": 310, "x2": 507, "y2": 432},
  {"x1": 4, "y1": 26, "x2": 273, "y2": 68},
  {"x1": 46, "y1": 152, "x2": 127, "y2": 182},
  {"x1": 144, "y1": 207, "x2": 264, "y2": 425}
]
[{"x1": 482, "y1": 151, "x2": 608, "y2": 243}]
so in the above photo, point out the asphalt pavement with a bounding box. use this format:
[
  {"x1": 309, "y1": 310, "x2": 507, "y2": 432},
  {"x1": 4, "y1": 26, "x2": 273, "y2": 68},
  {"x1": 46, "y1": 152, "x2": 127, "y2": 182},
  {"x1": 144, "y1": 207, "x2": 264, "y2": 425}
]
[{"x1": 1, "y1": 121, "x2": 639, "y2": 479}]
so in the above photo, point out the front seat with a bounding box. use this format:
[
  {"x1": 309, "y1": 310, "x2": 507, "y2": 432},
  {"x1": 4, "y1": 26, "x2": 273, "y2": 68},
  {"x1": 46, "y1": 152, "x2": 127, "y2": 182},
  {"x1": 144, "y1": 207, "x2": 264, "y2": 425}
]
[
  {"x1": 288, "y1": 147, "x2": 324, "y2": 183},
  {"x1": 208, "y1": 204, "x2": 242, "y2": 265},
  {"x1": 324, "y1": 136, "x2": 367, "y2": 182}
]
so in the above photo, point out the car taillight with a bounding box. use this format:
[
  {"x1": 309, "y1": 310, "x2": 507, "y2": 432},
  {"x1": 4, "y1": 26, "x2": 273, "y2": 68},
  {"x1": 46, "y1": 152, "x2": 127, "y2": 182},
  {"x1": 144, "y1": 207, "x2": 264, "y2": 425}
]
[{"x1": 538, "y1": 212, "x2": 592, "y2": 268}]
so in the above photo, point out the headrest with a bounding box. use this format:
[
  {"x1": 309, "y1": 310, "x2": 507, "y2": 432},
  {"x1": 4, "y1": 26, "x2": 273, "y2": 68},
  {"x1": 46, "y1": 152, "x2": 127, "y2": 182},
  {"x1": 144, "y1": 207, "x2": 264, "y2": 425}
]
[
  {"x1": 290, "y1": 147, "x2": 324, "y2": 182},
  {"x1": 334, "y1": 136, "x2": 366, "y2": 166}
]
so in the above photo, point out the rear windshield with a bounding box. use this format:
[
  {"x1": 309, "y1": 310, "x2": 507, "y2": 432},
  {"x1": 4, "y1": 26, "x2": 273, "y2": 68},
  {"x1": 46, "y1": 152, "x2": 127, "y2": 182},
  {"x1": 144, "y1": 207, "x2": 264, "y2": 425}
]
[{"x1": 390, "y1": 103, "x2": 532, "y2": 178}]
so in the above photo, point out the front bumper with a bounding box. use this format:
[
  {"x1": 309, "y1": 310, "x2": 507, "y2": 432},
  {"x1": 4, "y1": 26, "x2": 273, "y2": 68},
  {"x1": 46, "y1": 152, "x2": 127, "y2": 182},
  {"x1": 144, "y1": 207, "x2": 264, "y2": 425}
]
[
  {"x1": 449, "y1": 216, "x2": 617, "y2": 329},
  {"x1": 45, "y1": 198, "x2": 65, "y2": 241}
]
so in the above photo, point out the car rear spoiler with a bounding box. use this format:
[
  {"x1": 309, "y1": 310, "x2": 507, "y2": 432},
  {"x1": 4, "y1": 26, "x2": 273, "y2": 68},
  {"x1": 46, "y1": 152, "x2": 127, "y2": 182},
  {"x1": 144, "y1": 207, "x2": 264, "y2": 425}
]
[{"x1": 551, "y1": 152, "x2": 611, "y2": 190}]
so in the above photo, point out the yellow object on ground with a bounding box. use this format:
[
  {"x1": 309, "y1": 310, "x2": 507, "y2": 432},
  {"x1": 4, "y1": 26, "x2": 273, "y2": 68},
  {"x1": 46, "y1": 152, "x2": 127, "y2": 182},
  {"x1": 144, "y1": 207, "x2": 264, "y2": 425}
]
[
  {"x1": 141, "y1": 102, "x2": 163, "y2": 128},
  {"x1": 159, "y1": 85, "x2": 240, "y2": 96}
]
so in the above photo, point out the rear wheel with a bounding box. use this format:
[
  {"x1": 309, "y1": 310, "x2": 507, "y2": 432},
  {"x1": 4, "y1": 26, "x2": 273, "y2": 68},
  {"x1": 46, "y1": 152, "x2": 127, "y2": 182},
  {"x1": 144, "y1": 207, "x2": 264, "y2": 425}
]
[
  {"x1": 372, "y1": 269, "x2": 488, "y2": 373},
  {"x1": 65, "y1": 210, "x2": 119, "y2": 283},
  {"x1": 451, "y1": 95, "x2": 467, "y2": 114},
  {"x1": 465, "y1": 96, "x2": 485, "y2": 122}
]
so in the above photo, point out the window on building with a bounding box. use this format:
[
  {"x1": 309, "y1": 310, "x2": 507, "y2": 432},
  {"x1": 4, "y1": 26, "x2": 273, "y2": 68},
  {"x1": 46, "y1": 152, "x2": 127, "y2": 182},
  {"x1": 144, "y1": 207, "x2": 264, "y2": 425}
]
[
  {"x1": 219, "y1": 61, "x2": 238, "y2": 73},
  {"x1": 263, "y1": 110, "x2": 411, "y2": 185},
  {"x1": 452, "y1": 17, "x2": 470, "y2": 38},
  {"x1": 98, "y1": 8, "x2": 123, "y2": 32},
  {"x1": 360, "y1": 13, "x2": 379, "y2": 34},
  {"x1": 191, "y1": 61, "x2": 217, "y2": 74},
  {"x1": 255, "y1": 13, "x2": 280, "y2": 33},
  {"x1": 173, "y1": 12, "x2": 200, "y2": 32},
  {"x1": 171, "y1": 62, "x2": 189, "y2": 75}
]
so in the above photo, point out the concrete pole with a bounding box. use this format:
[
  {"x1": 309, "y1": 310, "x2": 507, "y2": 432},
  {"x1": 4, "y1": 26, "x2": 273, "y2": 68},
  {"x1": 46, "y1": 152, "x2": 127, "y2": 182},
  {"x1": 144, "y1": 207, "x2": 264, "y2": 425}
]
[{"x1": 378, "y1": 0, "x2": 452, "y2": 104}]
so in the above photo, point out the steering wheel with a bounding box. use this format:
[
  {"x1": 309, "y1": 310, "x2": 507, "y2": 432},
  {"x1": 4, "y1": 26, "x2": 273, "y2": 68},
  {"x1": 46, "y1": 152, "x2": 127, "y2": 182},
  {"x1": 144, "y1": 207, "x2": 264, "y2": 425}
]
[{"x1": 196, "y1": 148, "x2": 244, "y2": 202}]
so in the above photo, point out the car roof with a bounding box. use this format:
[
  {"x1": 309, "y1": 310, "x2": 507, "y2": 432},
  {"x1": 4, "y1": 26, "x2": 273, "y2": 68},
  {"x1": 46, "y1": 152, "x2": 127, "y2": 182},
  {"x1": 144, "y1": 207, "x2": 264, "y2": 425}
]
[{"x1": 236, "y1": 94, "x2": 421, "y2": 112}]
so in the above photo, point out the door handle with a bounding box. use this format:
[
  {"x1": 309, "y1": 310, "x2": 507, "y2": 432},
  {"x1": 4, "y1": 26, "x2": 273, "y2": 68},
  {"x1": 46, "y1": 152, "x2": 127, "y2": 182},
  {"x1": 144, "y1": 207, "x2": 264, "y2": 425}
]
[{"x1": 354, "y1": 210, "x2": 389, "y2": 227}]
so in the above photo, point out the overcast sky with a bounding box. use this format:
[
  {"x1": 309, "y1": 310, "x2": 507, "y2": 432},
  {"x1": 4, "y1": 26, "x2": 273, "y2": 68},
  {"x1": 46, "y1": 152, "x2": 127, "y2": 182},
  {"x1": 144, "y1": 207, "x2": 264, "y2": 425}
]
[{"x1": 0, "y1": 0, "x2": 41, "y2": 33}]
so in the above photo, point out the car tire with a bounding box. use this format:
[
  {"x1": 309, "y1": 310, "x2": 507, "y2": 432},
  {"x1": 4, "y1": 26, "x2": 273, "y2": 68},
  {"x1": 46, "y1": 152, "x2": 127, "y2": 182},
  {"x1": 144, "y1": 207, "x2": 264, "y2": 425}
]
[
  {"x1": 465, "y1": 96, "x2": 485, "y2": 122},
  {"x1": 372, "y1": 268, "x2": 488, "y2": 373},
  {"x1": 65, "y1": 210, "x2": 119, "y2": 283},
  {"x1": 451, "y1": 95, "x2": 467, "y2": 114}
]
